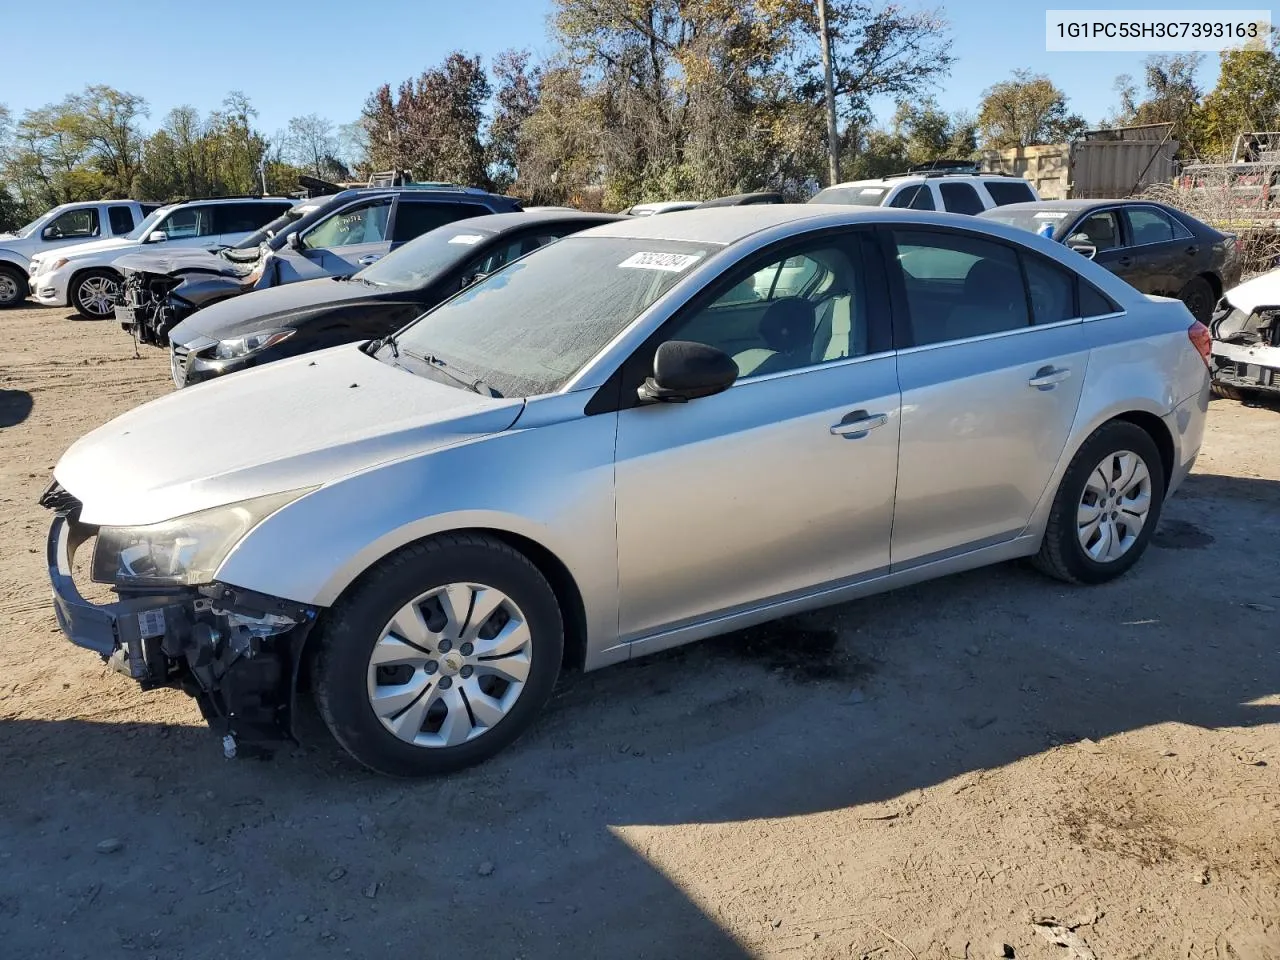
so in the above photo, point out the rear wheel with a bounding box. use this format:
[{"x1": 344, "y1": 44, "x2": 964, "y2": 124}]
[
  {"x1": 312, "y1": 533, "x2": 563, "y2": 777},
  {"x1": 1177, "y1": 276, "x2": 1215, "y2": 325},
  {"x1": 70, "y1": 269, "x2": 120, "y2": 319},
  {"x1": 0, "y1": 265, "x2": 27, "y2": 308},
  {"x1": 1033, "y1": 421, "x2": 1165, "y2": 585}
]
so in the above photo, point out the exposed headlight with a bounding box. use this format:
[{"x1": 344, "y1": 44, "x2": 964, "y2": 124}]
[
  {"x1": 90, "y1": 489, "x2": 311, "y2": 586},
  {"x1": 213, "y1": 329, "x2": 295, "y2": 360},
  {"x1": 50, "y1": 258, "x2": 70, "y2": 271}
]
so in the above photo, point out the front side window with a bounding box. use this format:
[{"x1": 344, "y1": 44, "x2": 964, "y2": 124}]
[
  {"x1": 303, "y1": 199, "x2": 391, "y2": 249},
  {"x1": 158, "y1": 207, "x2": 215, "y2": 240},
  {"x1": 386, "y1": 237, "x2": 709, "y2": 397},
  {"x1": 1124, "y1": 206, "x2": 1181, "y2": 245},
  {"x1": 107, "y1": 205, "x2": 135, "y2": 235},
  {"x1": 1066, "y1": 211, "x2": 1121, "y2": 251},
  {"x1": 662, "y1": 239, "x2": 867, "y2": 377},
  {"x1": 890, "y1": 184, "x2": 935, "y2": 210},
  {"x1": 892, "y1": 229, "x2": 1030, "y2": 345},
  {"x1": 44, "y1": 208, "x2": 99, "y2": 240},
  {"x1": 391, "y1": 201, "x2": 490, "y2": 243},
  {"x1": 939, "y1": 182, "x2": 985, "y2": 215}
]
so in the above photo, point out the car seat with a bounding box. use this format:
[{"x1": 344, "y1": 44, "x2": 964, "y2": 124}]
[
  {"x1": 732, "y1": 297, "x2": 816, "y2": 377},
  {"x1": 945, "y1": 258, "x2": 1026, "y2": 340}
]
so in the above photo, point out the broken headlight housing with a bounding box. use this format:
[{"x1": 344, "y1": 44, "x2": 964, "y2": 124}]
[
  {"x1": 91, "y1": 489, "x2": 310, "y2": 586},
  {"x1": 213, "y1": 328, "x2": 294, "y2": 360}
]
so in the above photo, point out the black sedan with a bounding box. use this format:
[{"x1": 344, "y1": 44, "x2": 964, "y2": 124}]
[
  {"x1": 979, "y1": 199, "x2": 1241, "y2": 323},
  {"x1": 166, "y1": 211, "x2": 621, "y2": 388}
]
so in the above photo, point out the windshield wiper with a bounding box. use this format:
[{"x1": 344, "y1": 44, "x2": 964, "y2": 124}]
[{"x1": 405, "y1": 350, "x2": 501, "y2": 397}]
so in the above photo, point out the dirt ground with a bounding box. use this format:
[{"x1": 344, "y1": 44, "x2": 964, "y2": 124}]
[{"x1": 0, "y1": 305, "x2": 1277, "y2": 960}]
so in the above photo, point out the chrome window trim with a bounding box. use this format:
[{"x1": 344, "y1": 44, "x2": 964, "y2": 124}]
[
  {"x1": 896, "y1": 315, "x2": 1085, "y2": 355},
  {"x1": 1082, "y1": 310, "x2": 1128, "y2": 323}
]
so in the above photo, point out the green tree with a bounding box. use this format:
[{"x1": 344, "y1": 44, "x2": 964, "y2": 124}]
[
  {"x1": 978, "y1": 69, "x2": 1085, "y2": 148},
  {"x1": 487, "y1": 49, "x2": 541, "y2": 193},
  {"x1": 1196, "y1": 45, "x2": 1280, "y2": 158}
]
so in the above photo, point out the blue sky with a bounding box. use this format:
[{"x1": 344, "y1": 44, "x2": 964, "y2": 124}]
[{"x1": 0, "y1": 0, "x2": 1225, "y2": 138}]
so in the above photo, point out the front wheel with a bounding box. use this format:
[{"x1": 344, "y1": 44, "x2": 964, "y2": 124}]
[
  {"x1": 70, "y1": 269, "x2": 120, "y2": 319},
  {"x1": 0, "y1": 265, "x2": 27, "y2": 307},
  {"x1": 1033, "y1": 421, "x2": 1166, "y2": 585},
  {"x1": 312, "y1": 534, "x2": 564, "y2": 777}
]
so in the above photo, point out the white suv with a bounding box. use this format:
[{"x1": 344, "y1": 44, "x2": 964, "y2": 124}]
[
  {"x1": 0, "y1": 200, "x2": 161, "y2": 307},
  {"x1": 810, "y1": 171, "x2": 1040, "y2": 214},
  {"x1": 27, "y1": 197, "x2": 294, "y2": 318}
]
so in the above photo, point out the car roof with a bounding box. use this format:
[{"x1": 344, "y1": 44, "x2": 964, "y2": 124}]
[{"x1": 451, "y1": 210, "x2": 625, "y2": 234}]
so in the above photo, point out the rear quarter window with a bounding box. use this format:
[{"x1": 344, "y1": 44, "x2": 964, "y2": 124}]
[
  {"x1": 939, "y1": 182, "x2": 985, "y2": 215},
  {"x1": 1080, "y1": 281, "x2": 1120, "y2": 317},
  {"x1": 984, "y1": 180, "x2": 1037, "y2": 206}
]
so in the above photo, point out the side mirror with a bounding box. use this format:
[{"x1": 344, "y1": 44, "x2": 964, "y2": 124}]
[
  {"x1": 462, "y1": 271, "x2": 488, "y2": 288},
  {"x1": 637, "y1": 340, "x2": 738, "y2": 404},
  {"x1": 287, "y1": 231, "x2": 303, "y2": 251},
  {"x1": 42, "y1": 226, "x2": 60, "y2": 241},
  {"x1": 147, "y1": 230, "x2": 168, "y2": 243},
  {"x1": 1067, "y1": 242, "x2": 1097, "y2": 261}
]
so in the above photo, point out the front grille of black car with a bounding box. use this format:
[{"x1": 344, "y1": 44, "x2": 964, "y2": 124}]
[{"x1": 38, "y1": 480, "x2": 82, "y2": 515}]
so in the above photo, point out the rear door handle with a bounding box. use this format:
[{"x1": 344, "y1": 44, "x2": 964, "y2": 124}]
[
  {"x1": 1117, "y1": 255, "x2": 1133, "y2": 267},
  {"x1": 1028, "y1": 365, "x2": 1071, "y2": 389},
  {"x1": 357, "y1": 255, "x2": 382, "y2": 266},
  {"x1": 831, "y1": 409, "x2": 889, "y2": 438},
  {"x1": 1185, "y1": 245, "x2": 1199, "y2": 256}
]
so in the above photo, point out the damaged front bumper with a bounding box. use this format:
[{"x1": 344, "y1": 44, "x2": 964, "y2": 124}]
[
  {"x1": 1211, "y1": 340, "x2": 1280, "y2": 395},
  {"x1": 47, "y1": 510, "x2": 318, "y2": 743}
]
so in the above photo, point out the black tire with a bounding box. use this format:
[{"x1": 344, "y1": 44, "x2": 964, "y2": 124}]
[
  {"x1": 69, "y1": 269, "x2": 120, "y2": 320},
  {"x1": 1033, "y1": 421, "x2": 1166, "y2": 585},
  {"x1": 312, "y1": 533, "x2": 563, "y2": 777},
  {"x1": 0, "y1": 264, "x2": 27, "y2": 308},
  {"x1": 1177, "y1": 276, "x2": 1215, "y2": 325}
]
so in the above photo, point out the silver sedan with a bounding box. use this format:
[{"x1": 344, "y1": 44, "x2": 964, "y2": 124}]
[{"x1": 45, "y1": 205, "x2": 1211, "y2": 776}]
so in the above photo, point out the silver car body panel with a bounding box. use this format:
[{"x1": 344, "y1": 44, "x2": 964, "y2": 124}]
[{"x1": 52, "y1": 206, "x2": 1210, "y2": 673}]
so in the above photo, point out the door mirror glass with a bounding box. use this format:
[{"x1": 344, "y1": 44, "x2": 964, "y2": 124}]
[
  {"x1": 638, "y1": 340, "x2": 738, "y2": 403},
  {"x1": 1067, "y1": 242, "x2": 1097, "y2": 260},
  {"x1": 147, "y1": 231, "x2": 168, "y2": 243}
]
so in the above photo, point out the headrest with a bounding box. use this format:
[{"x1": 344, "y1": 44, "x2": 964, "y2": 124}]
[{"x1": 759, "y1": 297, "x2": 815, "y2": 354}]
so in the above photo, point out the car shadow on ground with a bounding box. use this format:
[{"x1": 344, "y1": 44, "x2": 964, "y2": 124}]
[
  {"x1": 1, "y1": 474, "x2": 1277, "y2": 959},
  {"x1": 0, "y1": 389, "x2": 33, "y2": 428}
]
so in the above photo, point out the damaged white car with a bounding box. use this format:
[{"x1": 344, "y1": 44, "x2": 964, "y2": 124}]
[{"x1": 1211, "y1": 269, "x2": 1280, "y2": 400}]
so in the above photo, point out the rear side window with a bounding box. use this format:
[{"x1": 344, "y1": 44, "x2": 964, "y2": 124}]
[
  {"x1": 1022, "y1": 254, "x2": 1076, "y2": 324},
  {"x1": 215, "y1": 203, "x2": 274, "y2": 234},
  {"x1": 391, "y1": 201, "x2": 491, "y2": 243},
  {"x1": 984, "y1": 180, "x2": 1037, "y2": 206},
  {"x1": 891, "y1": 229, "x2": 1031, "y2": 345},
  {"x1": 939, "y1": 182, "x2": 985, "y2": 215},
  {"x1": 107, "y1": 205, "x2": 135, "y2": 235},
  {"x1": 1080, "y1": 282, "x2": 1120, "y2": 317},
  {"x1": 889, "y1": 184, "x2": 935, "y2": 210},
  {"x1": 1124, "y1": 207, "x2": 1181, "y2": 245}
]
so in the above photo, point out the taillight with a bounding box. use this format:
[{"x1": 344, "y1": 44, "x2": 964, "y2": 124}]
[{"x1": 1188, "y1": 321, "x2": 1212, "y2": 368}]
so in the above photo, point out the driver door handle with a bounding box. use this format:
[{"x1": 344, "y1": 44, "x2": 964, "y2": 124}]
[
  {"x1": 357, "y1": 255, "x2": 382, "y2": 266},
  {"x1": 1116, "y1": 255, "x2": 1133, "y2": 267},
  {"x1": 831, "y1": 410, "x2": 889, "y2": 438},
  {"x1": 1028, "y1": 365, "x2": 1072, "y2": 389}
]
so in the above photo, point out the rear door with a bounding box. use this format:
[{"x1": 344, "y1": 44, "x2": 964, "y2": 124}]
[
  {"x1": 1120, "y1": 204, "x2": 1195, "y2": 297},
  {"x1": 887, "y1": 226, "x2": 1089, "y2": 568}
]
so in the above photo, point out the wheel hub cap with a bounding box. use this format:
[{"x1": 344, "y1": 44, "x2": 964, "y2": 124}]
[
  {"x1": 78, "y1": 277, "x2": 118, "y2": 315},
  {"x1": 365, "y1": 582, "x2": 533, "y2": 748},
  {"x1": 1077, "y1": 450, "x2": 1153, "y2": 563}
]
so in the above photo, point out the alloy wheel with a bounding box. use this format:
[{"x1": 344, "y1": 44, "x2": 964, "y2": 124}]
[
  {"x1": 0, "y1": 274, "x2": 19, "y2": 305},
  {"x1": 1077, "y1": 450, "x2": 1152, "y2": 563},
  {"x1": 366, "y1": 582, "x2": 533, "y2": 748},
  {"x1": 77, "y1": 276, "x2": 118, "y2": 316}
]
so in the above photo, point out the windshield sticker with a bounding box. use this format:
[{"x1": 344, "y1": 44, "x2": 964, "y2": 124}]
[
  {"x1": 618, "y1": 251, "x2": 703, "y2": 272},
  {"x1": 448, "y1": 234, "x2": 485, "y2": 245},
  {"x1": 1033, "y1": 212, "x2": 1068, "y2": 220}
]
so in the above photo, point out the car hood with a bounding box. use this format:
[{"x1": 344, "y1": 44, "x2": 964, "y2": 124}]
[
  {"x1": 115, "y1": 246, "x2": 238, "y2": 277},
  {"x1": 170, "y1": 277, "x2": 391, "y2": 341},
  {"x1": 40, "y1": 237, "x2": 136, "y2": 262},
  {"x1": 1223, "y1": 268, "x2": 1280, "y2": 313},
  {"x1": 55, "y1": 345, "x2": 524, "y2": 527}
]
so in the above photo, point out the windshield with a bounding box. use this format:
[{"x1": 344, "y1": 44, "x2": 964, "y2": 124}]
[
  {"x1": 13, "y1": 215, "x2": 45, "y2": 238},
  {"x1": 357, "y1": 225, "x2": 497, "y2": 287},
  {"x1": 125, "y1": 205, "x2": 178, "y2": 241},
  {"x1": 979, "y1": 207, "x2": 1072, "y2": 238},
  {"x1": 809, "y1": 185, "x2": 889, "y2": 206},
  {"x1": 232, "y1": 207, "x2": 305, "y2": 250},
  {"x1": 382, "y1": 236, "x2": 712, "y2": 397}
]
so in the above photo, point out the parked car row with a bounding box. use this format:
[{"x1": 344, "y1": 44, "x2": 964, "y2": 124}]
[{"x1": 42, "y1": 202, "x2": 1212, "y2": 778}]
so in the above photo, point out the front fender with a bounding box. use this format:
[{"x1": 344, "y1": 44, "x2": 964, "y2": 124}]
[
  {"x1": 213, "y1": 403, "x2": 620, "y2": 662},
  {"x1": 0, "y1": 249, "x2": 30, "y2": 273}
]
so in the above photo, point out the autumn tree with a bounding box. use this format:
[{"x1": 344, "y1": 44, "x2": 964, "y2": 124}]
[
  {"x1": 1196, "y1": 44, "x2": 1280, "y2": 158},
  {"x1": 977, "y1": 69, "x2": 1085, "y2": 148}
]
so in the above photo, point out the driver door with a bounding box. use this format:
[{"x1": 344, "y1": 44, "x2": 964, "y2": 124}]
[{"x1": 612, "y1": 230, "x2": 901, "y2": 643}]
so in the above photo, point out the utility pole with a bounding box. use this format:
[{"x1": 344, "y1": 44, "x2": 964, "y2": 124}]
[{"x1": 818, "y1": 0, "x2": 840, "y2": 186}]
